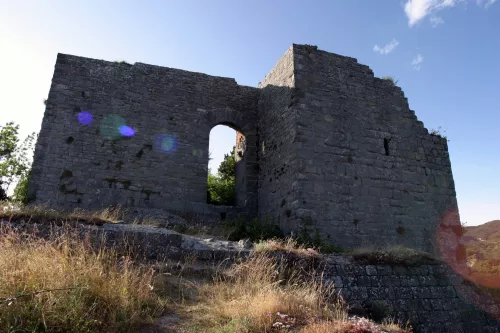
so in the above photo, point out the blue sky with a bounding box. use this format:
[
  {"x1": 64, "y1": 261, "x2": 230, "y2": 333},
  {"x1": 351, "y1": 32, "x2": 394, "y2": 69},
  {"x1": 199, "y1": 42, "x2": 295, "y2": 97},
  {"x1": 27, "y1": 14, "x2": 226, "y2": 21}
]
[{"x1": 0, "y1": 0, "x2": 498, "y2": 225}]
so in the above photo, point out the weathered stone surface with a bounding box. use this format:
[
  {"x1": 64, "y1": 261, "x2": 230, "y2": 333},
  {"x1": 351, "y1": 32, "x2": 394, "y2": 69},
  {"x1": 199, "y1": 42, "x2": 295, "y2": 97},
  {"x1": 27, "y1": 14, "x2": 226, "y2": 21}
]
[
  {"x1": 320, "y1": 254, "x2": 500, "y2": 333},
  {"x1": 29, "y1": 44, "x2": 460, "y2": 254}
]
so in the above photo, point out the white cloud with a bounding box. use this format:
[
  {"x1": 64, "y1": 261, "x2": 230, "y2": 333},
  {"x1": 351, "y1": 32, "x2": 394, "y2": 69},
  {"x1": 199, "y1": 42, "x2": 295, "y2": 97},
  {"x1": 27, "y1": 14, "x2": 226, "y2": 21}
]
[
  {"x1": 404, "y1": 0, "x2": 459, "y2": 26},
  {"x1": 477, "y1": 0, "x2": 497, "y2": 8},
  {"x1": 373, "y1": 38, "x2": 399, "y2": 55},
  {"x1": 430, "y1": 15, "x2": 444, "y2": 27},
  {"x1": 412, "y1": 54, "x2": 424, "y2": 70},
  {"x1": 404, "y1": 0, "x2": 496, "y2": 26}
]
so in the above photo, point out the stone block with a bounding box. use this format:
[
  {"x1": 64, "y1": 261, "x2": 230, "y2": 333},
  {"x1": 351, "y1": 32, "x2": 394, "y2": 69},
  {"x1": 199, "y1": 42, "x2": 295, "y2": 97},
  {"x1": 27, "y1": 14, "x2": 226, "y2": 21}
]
[
  {"x1": 376, "y1": 265, "x2": 393, "y2": 275},
  {"x1": 365, "y1": 265, "x2": 377, "y2": 275},
  {"x1": 394, "y1": 287, "x2": 413, "y2": 299}
]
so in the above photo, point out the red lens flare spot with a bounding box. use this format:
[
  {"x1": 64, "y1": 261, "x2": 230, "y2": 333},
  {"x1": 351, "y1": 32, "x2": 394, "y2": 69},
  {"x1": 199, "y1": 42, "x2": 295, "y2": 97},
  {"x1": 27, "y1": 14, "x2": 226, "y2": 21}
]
[{"x1": 436, "y1": 209, "x2": 500, "y2": 319}]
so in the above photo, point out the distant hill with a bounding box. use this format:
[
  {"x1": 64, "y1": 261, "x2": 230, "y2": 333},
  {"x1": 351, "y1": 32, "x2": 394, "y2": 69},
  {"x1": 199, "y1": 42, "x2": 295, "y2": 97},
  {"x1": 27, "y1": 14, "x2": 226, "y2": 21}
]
[
  {"x1": 461, "y1": 220, "x2": 500, "y2": 288},
  {"x1": 464, "y1": 220, "x2": 500, "y2": 242}
]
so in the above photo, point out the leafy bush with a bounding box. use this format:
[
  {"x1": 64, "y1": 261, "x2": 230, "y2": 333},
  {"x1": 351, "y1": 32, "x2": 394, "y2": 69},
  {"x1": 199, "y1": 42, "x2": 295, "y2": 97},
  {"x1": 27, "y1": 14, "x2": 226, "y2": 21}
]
[
  {"x1": 12, "y1": 168, "x2": 30, "y2": 204},
  {"x1": 364, "y1": 300, "x2": 394, "y2": 322},
  {"x1": 207, "y1": 147, "x2": 236, "y2": 206},
  {"x1": 223, "y1": 216, "x2": 282, "y2": 242},
  {"x1": 0, "y1": 122, "x2": 36, "y2": 199},
  {"x1": 295, "y1": 222, "x2": 344, "y2": 254},
  {"x1": 207, "y1": 173, "x2": 235, "y2": 206}
]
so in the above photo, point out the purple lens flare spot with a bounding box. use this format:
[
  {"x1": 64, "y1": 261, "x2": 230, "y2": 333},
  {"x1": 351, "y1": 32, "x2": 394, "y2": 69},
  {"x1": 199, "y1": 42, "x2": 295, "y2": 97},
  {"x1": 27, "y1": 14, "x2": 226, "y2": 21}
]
[
  {"x1": 77, "y1": 111, "x2": 93, "y2": 125},
  {"x1": 119, "y1": 125, "x2": 135, "y2": 137},
  {"x1": 154, "y1": 134, "x2": 178, "y2": 154}
]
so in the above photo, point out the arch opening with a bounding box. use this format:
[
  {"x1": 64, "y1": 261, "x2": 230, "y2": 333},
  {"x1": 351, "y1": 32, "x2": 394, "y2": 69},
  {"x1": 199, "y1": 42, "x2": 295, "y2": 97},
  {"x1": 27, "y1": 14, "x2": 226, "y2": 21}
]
[{"x1": 207, "y1": 124, "x2": 246, "y2": 207}]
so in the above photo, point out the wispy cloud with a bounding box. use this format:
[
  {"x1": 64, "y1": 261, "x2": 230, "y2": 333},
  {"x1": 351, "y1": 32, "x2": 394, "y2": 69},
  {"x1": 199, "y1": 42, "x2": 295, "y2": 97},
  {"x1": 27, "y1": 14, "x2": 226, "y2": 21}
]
[
  {"x1": 373, "y1": 39, "x2": 399, "y2": 55},
  {"x1": 477, "y1": 0, "x2": 497, "y2": 8},
  {"x1": 404, "y1": 0, "x2": 459, "y2": 26},
  {"x1": 412, "y1": 54, "x2": 424, "y2": 70},
  {"x1": 430, "y1": 15, "x2": 444, "y2": 27},
  {"x1": 404, "y1": 0, "x2": 496, "y2": 26}
]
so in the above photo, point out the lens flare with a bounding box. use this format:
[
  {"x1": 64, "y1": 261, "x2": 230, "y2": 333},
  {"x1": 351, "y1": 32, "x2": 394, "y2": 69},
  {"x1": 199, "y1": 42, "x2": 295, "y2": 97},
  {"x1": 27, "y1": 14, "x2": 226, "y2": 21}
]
[
  {"x1": 119, "y1": 125, "x2": 135, "y2": 137},
  {"x1": 154, "y1": 134, "x2": 178, "y2": 154},
  {"x1": 436, "y1": 209, "x2": 500, "y2": 318},
  {"x1": 100, "y1": 115, "x2": 126, "y2": 140},
  {"x1": 77, "y1": 111, "x2": 93, "y2": 125}
]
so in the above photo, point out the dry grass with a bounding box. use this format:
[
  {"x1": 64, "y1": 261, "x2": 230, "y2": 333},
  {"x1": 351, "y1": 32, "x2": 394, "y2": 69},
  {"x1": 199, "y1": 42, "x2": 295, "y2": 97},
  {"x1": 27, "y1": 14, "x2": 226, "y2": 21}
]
[
  {"x1": 0, "y1": 203, "x2": 412, "y2": 332},
  {"x1": 182, "y1": 252, "x2": 347, "y2": 332},
  {"x1": 0, "y1": 224, "x2": 166, "y2": 332},
  {"x1": 297, "y1": 317, "x2": 412, "y2": 333},
  {"x1": 179, "y1": 252, "x2": 411, "y2": 332},
  {"x1": 254, "y1": 238, "x2": 320, "y2": 256},
  {"x1": 380, "y1": 318, "x2": 413, "y2": 332},
  {"x1": 0, "y1": 203, "x2": 124, "y2": 226},
  {"x1": 350, "y1": 246, "x2": 440, "y2": 266},
  {"x1": 297, "y1": 321, "x2": 354, "y2": 333}
]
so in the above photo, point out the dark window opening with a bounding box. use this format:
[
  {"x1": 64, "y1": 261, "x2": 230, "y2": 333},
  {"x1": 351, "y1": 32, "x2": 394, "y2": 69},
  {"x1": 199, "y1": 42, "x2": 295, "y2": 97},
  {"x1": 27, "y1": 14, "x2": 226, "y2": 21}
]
[{"x1": 384, "y1": 137, "x2": 391, "y2": 156}]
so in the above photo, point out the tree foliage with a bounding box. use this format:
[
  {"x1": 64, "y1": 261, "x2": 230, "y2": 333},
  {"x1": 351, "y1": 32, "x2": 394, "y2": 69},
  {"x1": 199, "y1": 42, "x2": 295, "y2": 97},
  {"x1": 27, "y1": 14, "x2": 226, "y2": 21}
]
[
  {"x1": 217, "y1": 147, "x2": 235, "y2": 181},
  {"x1": 207, "y1": 146, "x2": 236, "y2": 206},
  {"x1": 0, "y1": 122, "x2": 37, "y2": 201}
]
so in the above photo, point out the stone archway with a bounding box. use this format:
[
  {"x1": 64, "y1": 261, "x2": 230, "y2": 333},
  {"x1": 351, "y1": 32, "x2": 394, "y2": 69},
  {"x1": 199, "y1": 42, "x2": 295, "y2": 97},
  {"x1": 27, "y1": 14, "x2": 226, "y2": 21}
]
[{"x1": 206, "y1": 109, "x2": 258, "y2": 210}]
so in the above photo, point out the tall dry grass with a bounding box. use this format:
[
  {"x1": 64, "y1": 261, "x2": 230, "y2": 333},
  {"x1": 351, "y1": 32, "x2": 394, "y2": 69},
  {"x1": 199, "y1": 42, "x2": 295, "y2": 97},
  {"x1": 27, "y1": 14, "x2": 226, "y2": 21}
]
[
  {"x1": 188, "y1": 252, "x2": 347, "y2": 332},
  {"x1": 254, "y1": 238, "x2": 319, "y2": 256},
  {"x1": 0, "y1": 224, "x2": 165, "y2": 332},
  {"x1": 0, "y1": 203, "x2": 124, "y2": 226}
]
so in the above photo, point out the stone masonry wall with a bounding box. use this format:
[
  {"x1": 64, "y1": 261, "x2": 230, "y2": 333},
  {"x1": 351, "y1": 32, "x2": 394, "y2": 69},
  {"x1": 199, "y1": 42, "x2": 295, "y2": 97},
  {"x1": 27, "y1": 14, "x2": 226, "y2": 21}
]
[
  {"x1": 287, "y1": 44, "x2": 459, "y2": 253},
  {"x1": 324, "y1": 255, "x2": 500, "y2": 333},
  {"x1": 28, "y1": 54, "x2": 260, "y2": 215},
  {"x1": 29, "y1": 45, "x2": 461, "y2": 257},
  {"x1": 257, "y1": 46, "x2": 299, "y2": 227}
]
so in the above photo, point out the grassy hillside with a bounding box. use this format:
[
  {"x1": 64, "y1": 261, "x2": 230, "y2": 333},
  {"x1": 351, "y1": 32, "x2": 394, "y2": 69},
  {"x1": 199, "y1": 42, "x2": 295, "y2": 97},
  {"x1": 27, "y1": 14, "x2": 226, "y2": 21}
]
[
  {"x1": 0, "y1": 204, "x2": 412, "y2": 333},
  {"x1": 462, "y1": 220, "x2": 500, "y2": 288}
]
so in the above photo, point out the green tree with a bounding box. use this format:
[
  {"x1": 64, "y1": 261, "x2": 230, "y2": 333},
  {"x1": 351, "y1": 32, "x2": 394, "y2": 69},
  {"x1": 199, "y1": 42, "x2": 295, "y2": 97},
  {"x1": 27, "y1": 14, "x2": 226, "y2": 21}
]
[
  {"x1": 0, "y1": 122, "x2": 37, "y2": 200},
  {"x1": 217, "y1": 146, "x2": 235, "y2": 181},
  {"x1": 12, "y1": 170, "x2": 30, "y2": 204},
  {"x1": 207, "y1": 147, "x2": 236, "y2": 206}
]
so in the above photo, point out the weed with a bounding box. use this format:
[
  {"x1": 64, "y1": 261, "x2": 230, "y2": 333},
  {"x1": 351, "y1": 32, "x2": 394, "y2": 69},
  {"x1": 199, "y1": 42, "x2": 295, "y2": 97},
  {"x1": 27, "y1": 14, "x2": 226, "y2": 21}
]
[
  {"x1": 382, "y1": 76, "x2": 399, "y2": 86},
  {"x1": 429, "y1": 126, "x2": 449, "y2": 141},
  {"x1": 351, "y1": 246, "x2": 440, "y2": 266},
  {"x1": 364, "y1": 300, "x2": 393, "y2": 322}
]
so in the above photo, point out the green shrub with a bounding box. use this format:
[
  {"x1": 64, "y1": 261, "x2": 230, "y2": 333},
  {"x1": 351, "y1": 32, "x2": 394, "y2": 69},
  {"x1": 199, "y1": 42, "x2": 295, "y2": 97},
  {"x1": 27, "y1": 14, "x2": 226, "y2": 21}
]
[
  {"x1": 364, "y1": 300, "x2": 393, "y2": 322},
  {"x1": 223, "y1": 216, "x2": 282, "y2": 242},
  {"x1": 295, "y1": 223, "x2": 344, "y2": 254},
  {"x1": 207, "y1": 173, "x2": 235, "y2": 206},
  {"x1": 12, "y1": 169, "x2": 30, "y2": 204},
  {"x1": 207, "y1": 147, "x2": 236, "y2": 206}
]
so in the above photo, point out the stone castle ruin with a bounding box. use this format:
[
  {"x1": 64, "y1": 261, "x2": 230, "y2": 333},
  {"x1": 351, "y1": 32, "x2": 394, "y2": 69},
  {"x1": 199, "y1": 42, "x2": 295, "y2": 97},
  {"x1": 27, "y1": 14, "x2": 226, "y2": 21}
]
[{"x1": 28, "y1": 44, "x2": 459, "y2": 253}]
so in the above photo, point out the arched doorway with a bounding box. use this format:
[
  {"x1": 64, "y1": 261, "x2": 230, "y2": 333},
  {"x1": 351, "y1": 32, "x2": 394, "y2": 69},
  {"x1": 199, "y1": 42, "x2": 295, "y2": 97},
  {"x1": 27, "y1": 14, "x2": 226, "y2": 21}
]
[{"x1": 207, "y1": 124, "x2": 246, "y2": 207}]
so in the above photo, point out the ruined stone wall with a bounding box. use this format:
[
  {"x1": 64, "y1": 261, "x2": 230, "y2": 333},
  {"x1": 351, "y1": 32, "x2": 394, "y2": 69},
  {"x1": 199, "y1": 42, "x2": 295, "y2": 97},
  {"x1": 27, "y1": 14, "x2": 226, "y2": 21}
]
[
  {"x1": 324, "y1": 255, "x2": 500, "y2": 333},
  {"x1": 257, "y1": 47, "x2": 299, "y2": 227},
  {"x1": 29, "y1": 45, "x2": 461, "y2": 255},
  {"x1": 288, "y1": 44, "x2": 459, "y2": 253},
  {"x1": 28, "y1": 54, "x2": 260, "y2": 215}
]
